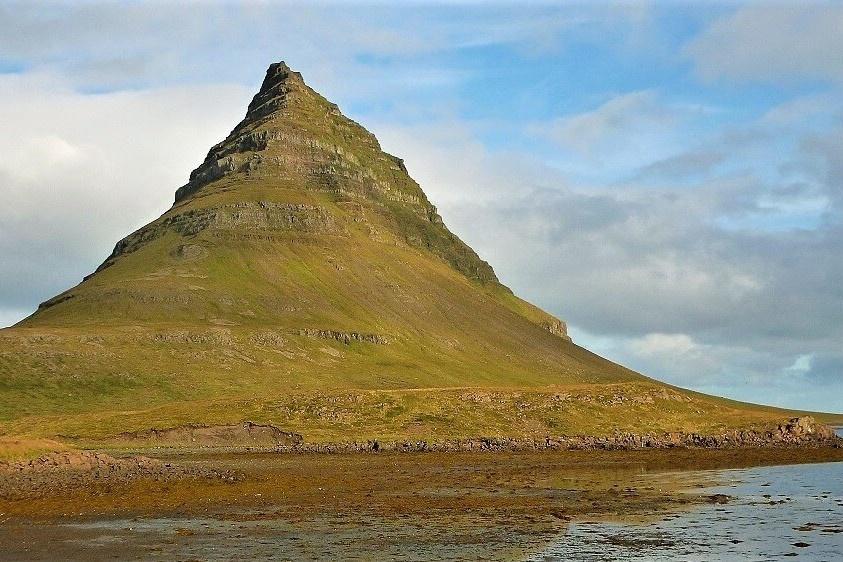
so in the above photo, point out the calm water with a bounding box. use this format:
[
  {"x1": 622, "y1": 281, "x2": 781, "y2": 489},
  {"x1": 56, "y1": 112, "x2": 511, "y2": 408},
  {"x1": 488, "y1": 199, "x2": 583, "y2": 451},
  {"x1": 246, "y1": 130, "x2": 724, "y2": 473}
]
[{"x1": 533, "y1": 461, "x2": 843, "y2": 561}]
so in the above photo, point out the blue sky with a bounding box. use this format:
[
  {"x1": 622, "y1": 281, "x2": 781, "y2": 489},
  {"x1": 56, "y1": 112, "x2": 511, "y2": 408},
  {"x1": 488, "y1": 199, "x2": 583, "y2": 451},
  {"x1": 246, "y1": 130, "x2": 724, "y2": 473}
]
[{"x1": 1, "y1": 1, "x2": 842, "y2": 411}]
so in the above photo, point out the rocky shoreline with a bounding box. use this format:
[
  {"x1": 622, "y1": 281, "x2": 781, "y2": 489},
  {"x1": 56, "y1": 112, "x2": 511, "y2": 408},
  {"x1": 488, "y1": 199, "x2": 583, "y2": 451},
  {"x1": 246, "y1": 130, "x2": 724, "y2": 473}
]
[
  {"x1": 278, "y1": 417, "x2": 841, "y2": 454},
  {"x1": 1, "y1": 417, "x2": 837, "y2": 501},
  {"x1": 109, "y1": 416, "x2": 841, "y2": 454},
  {"x1": 0, "y1": 450, "x2": 238, "y2": 500}
]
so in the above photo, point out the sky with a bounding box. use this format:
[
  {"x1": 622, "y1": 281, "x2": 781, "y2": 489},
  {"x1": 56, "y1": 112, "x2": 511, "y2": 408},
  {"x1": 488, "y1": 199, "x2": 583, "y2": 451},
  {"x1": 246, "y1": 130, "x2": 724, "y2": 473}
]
[{"x1": 1, "y1": 1, "x2": 842, "y2": 412}]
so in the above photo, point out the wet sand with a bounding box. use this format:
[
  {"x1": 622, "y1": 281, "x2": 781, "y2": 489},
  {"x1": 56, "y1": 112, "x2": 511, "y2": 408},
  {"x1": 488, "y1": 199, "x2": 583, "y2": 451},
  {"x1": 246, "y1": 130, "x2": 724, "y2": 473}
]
[{"x1": 1, "y1": 447, "x2": 842, "y2": 560}]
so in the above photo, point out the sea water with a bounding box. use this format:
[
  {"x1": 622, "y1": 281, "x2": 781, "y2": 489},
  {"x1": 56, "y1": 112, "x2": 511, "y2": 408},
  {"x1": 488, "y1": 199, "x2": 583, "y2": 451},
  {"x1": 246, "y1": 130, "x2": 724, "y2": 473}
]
[{"x1": 533, "y1": 461, "x2": 843, "y2": 561}]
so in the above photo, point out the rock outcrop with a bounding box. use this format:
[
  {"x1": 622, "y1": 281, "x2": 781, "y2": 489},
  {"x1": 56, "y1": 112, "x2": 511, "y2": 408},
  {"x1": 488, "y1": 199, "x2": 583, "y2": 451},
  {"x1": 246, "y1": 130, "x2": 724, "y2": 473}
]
[
  {"x1": 0, "y1": 450, "x2": 160, "y2": 473},
  {"x1": 775, "y1": 416, "x2": 836, "y2": 440},
  {"x1": 0, "y1": 451, "x2": 238, "y2": 500},
  {"x1": 97, "y1": 201, "x2": 345, "y2": 272},
  {"x1": 271, "y1": 417, "x2": 841, "y2": 454},
  {"x1": 116, "y1": 422, "x2": 303, "y2": 447},
  {"x1": 298, "y1": 328, "x2": 389, "y2": 345},
  {"x1": 541, "y1": 318, "x2": 572, "y2": 341}
]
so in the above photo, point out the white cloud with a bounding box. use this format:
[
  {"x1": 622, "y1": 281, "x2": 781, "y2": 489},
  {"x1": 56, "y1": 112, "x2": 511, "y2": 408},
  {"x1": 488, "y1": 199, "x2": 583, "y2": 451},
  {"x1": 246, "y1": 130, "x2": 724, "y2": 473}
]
[
  {"x1": 0, "y1": 72, "x2": 252, "y2": 322},
  {"x1": 537, "y1": 90, "x2": 675, "y2": 154},
  {"x1": 630, "y1": 332, "x2": 701, "y2": 357},
  {"x1": 685, "y1": 3, "x2": 843, "y2": 84},
  {"x1": 571, "y1": 326, "x2": 843, "y2": 412},
  {"x1": 0, "y1": 3, "x2": 615, "y2": 100},
  {"x1": 529, "y1": 90, "x2": 714, "y2": 183},
  {"x1": 761, "y1": 93, "x2": 840, "y2": 126}
]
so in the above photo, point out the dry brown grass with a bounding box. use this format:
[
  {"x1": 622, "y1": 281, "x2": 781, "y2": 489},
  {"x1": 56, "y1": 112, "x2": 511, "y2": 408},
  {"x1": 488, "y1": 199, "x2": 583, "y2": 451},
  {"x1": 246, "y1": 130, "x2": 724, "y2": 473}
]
[{"x1": 0, "y1": 436, "x2": 70, "y2": 462}]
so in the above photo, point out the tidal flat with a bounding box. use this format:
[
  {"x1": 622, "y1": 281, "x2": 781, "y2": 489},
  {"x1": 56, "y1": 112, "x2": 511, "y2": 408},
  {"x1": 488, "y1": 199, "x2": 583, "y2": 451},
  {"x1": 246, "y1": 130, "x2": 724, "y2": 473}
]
[{"x1": 1, "y1": 447, "x2": 842, "y2": 561}]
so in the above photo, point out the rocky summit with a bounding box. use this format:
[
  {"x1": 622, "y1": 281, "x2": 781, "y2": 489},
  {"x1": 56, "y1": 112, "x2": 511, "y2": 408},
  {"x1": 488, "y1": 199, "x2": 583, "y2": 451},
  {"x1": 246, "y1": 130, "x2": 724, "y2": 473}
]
[{"x1": 0, "y1": 62, "x2": 838, "y2": 447}]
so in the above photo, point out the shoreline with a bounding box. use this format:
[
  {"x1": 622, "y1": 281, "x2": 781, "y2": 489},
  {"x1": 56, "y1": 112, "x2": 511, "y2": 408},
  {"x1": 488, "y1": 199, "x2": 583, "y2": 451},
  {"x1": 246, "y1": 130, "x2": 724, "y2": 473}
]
[
  {"x1": 2, "y1": 416, "x2": 840, "y2": 524},
  {"x1": 2, "y1": 446, "x2": 842, "y2": 560},
  {"x1": 2, "y1": 444, "x2": 842, "y2": 515},
  {"x1": 95, "y1": 415, "x2": 842, "y2": 454}
]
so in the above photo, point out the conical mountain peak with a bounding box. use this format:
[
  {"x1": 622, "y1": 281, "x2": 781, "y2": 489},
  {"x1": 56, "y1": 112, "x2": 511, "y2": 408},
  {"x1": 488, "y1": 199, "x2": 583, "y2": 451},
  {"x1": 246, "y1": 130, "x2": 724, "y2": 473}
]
[
  {"x1": 244, "y1": 61, "x2": 304, "y2": 123},
  {"x1": 165, "y1": 61, "x2": 502, "y2": 286},
  {"x1": 27, "y1": 60, "x2": 574, "y2": 347},
  {"x1": 175, "y1": 61, "x2": 378, "y2": 204},
  {"x1": 174, "y1": 60, "x2": 312, "y2": 202}
]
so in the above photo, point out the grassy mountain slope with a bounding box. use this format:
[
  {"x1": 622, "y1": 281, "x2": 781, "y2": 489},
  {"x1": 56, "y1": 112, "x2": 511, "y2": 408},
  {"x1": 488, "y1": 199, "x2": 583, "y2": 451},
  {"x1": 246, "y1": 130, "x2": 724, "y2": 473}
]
[{"x1": 1, "y1": 62, "x2": 836, "y2": 447}]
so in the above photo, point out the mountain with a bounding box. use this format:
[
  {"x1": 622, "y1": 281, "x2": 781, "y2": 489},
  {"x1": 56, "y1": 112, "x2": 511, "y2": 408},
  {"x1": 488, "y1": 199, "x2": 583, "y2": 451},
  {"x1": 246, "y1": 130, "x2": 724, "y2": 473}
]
[{"x1": 0, "y1": 62, "x2": 827, "y2": 446}]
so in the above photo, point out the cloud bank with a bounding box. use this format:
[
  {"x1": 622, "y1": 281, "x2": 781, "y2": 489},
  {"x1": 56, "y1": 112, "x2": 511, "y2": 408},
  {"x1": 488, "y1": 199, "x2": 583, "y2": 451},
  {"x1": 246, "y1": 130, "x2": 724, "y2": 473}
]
[{"x1": 0, "y1": 72, "x2": 252, "y2": 320}]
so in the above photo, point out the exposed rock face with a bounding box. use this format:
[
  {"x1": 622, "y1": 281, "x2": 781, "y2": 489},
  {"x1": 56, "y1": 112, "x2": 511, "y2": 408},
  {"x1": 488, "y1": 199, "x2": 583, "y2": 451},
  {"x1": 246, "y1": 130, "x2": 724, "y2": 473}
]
[
  {"x1": 541, "y1": 318, "x2": 571, "y2": 341},
  {"x1": 97, "y1": 201, "x2": 345, "y2": 272},
  {"x1": 299, "y1": 328, "x2": 389, "y2": 345},
  {"x1": 271, "y1": 417, "x2": 841, "y2": 454},
  {"x1": 0, "y1": 451, "x2": 238, "y2": 500},
  {"x1": 163, "y1": 60, "x2": 498, "y2": 285},
  {"x1": 116, "y1": 422, "x2": 303, "y2": 447},
  {"x1": 36, "y1": 292, "x2": 75, "y2": 310},
  {"x1": 0, "y1": 450, "x2": 160, "y2": 473},
  {"x1": 148, "y1": 328, "x2": 236, "y2": 345},
  {"x1": 171, "y1": 243, "x2": 208, "y2": 261},
  {"x1": 776, "y1": 416, "x2": 836, "y2": 440}
]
